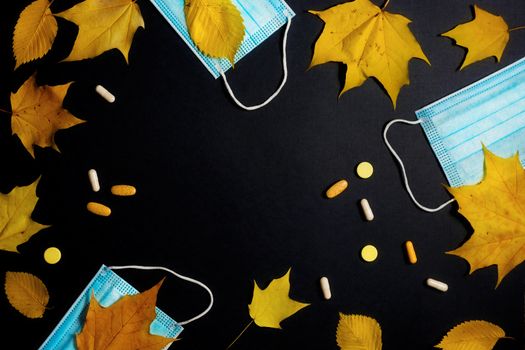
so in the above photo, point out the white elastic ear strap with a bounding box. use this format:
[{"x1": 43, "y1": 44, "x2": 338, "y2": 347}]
[
  {"x1": 383, "y1": 118, "x2": 455, "y2": 213},
  {"x1": 109, "y1": 265, "x2": 213, "y2": 326},
  {"x1": 216, "y1": 11, "x2": 292, "y2": 111}
]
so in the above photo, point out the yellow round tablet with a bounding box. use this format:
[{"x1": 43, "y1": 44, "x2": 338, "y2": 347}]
[
  {"x1": 361, "y1": 245, "x2": 378, "y2": 262},
  {"x1": 356, "y1": 162, "x2": 374, "y2": 179},
  {"x1": 44, "y1": 247, "x2": 61, "y2": 264}
]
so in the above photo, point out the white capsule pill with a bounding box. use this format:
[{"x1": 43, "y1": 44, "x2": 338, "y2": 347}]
[
  {"x1": 360, "y1": 198, "x2": 374, "y2": 221},
  {"x1": 320, "y1": 277, "x2": 331, "y2": 300},
  {"x1": 426, "y1": 278, "x2": 448, "y2": 292},
  {"x1": 88, "y1": 169, "x2": 100, "y2": 192},
  {"x1": 96, "y1": 84, "x2": 115, "y2": 103}
]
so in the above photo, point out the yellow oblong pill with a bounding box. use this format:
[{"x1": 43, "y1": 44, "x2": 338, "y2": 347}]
[
  {"x1": 405, "y1": 241, "x2": 418, "y2": 264},
  {"x1": 87, "y1": 202, "x2": 111, "y2": 217},
  {"x1": 111, "y1": 185, "x2": 136, "y2": 196},
  {"x1": 326, "y1": 179, "x2": 348, "y2": 199}
]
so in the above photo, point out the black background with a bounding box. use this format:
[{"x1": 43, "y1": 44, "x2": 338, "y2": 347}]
[{"x1": 0, "y1": 0, "x2": 524, "y2": 349}]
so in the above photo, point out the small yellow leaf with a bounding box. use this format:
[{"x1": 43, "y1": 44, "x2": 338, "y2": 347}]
[
  {"x1": 442, "y1": 5, "x2": 509, "y2": 69},
  {"x1": 184, "y1": 0, "x2": 245, "y2": 65},
  {"x1": 10, "y1": 74, "x2": 84, "y2": 158},
  {"x1": 13, "y1": 0, "x2": 58, "y2": 69},
  {"x1": 248, "y1": 268, "x2": 309, "y2": 329},
  {"x1": 436, "y1": 320, "x2": 506, "y2": 350},
  {"x1": 0, "y1": 178, "x2": 49, "y2": 252},
  {"x1": 56, "y1": 0, "x2": 145, "y2": 62},
  {"x1": 5, "y1": 272, "x2": 49, "y2": 318},
  {"x1": 336, "y1": 313, "x2": 382, "y2": 350}
]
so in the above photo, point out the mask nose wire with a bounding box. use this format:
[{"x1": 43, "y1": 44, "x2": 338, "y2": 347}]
[
  {"x1": 383, "y1": 118, "x2": 455, "y2": 213},
  {"x1": 215, "y1": 10, "x2": 292, "y2": 111},
  {"x1": 109, "y1": 265, "x2": 213, "y2": 326}
]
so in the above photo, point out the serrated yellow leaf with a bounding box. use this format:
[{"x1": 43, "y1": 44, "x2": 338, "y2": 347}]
[
  {"x1": 184, "y1": 0, "x2": 245, "y2": 65},
  {"x1": 309, "y1": 0, "x2": 429, "y2": 108},
  {"x1": 336, "y1": 313, "x2": 382, "y2": 350},
  {"x1": 13, "y1": 0, "x2": 58, "y2": 69},
  {"x1": 248, "y1": 268, "x2": 309, "y2": 329},
  {"x1": 5, "y1": 272, "x2": 49, "y2": 318},
  {"x1": 436, "y1": 320, "x2": 506, "y2": 350},
  {"x1": 0, "y1": 178, "x2": 49, "y2": 252},
  {"x1": 10, "y1": 74, "x2": 84, "y2": 158},
  {"x1": 446, "y1": 146, "x2": 525, "y2": 287},
  {"x1": 442, "y1": 5, "x2": 509, "y2": 70},
  {"x1": 56, "y1": 0, "x2": 144, "y2": 63}
]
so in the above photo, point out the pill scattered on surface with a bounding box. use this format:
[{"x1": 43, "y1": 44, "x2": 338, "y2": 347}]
[
  {"x1": 88, "y1": 169, "x2": 100, "y2": 192},
  {"x1": 95, "y1": 84, "x2": 115, "y2": 103},
  {"x1": 111, "y1": 185, "x2": 136, "y2": 196},
  {"x1": 360, "y1": 198, "x2": 374, "y2": 221},
  {"x1": 320, "y1": 277, "x2": 331, "y2": 300},
  {"x1": 356, "y1": 161, "x2": 374, "y2": 179},
  {"x1": 361, "y1": 244, "x2": 378, "y2": 262},
  {"x1": 326, "y1": 179, "x2": 348, "y2": 199},
  {"x1": 405, "y1": 241, "x2": 418, "y2": 264},
  {"x1": 426, "y1": 278, "x2": 448, "y2": 292},
  {"x1": 87, "y1": 202, "x2": 111, "y2": 217},
  {"x1": 44, "y1": 247, "x2": 61, "y2": 264}
]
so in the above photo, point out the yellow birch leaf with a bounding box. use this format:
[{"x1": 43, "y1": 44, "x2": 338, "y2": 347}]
[
  {"x1": 76, "y1": 279, "x2": 176, "y2": 350},
  {"x1": 10, "y1": 74, "x2": 84, "y2": 158},
  {"x1": 56, "y1": 0, "x2": 144, "y2": 63},
  {"x1": 436, "y1": 320, "x2": 506, "y2": 350},
  {"x1": 309, "y1": 0, "x2": 429, "y2": 108},
  {"x1": 13, "y1": 0, "x2": 58, "y2": 69},
  {"x1": 0, "y1": 178, "x2": 49, "y2": 253},
  {"x1": 184, "y1": 0, "x2": 245, "y2": 65},
  {"x1": 248, "y1": 268, "x2": 309, "y2": 329},
  {"x1": 446, "y1": 146, "x2": 525, "y2": 287},
  {"x1": 5, "y1": 272, "x2": 49, "y2": 318},
  {"x1": 336, "y1": 313, "x2": 382, "y2": 350},
  {"x1": 442, "y1": 5, "x2": 509, "y2": 70}
]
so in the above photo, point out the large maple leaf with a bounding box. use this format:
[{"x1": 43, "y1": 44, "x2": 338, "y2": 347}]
[
  {"x1": 76, "y1": 279, "x2": 176, "y2": 350},
  {"x1": 309, "y1": 0, "x2": 429, "y2": 108},
  {"x1": 446, "y1": 147, "x2": 525, "y2": 287}
]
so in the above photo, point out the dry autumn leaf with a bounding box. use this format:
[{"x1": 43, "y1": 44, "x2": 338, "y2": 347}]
[
  {"x1": 11, "y1": 74, "x2": 84, "y2": 158},
  {"x1": 309, "y1": 0, "x2": 429, "y2": 108},
  {"x1": 13, "y1": 0, "x2": 58, "y2": 69},
  {"x1": 56, "y1": 0, "x2": 144, "y2": 62},
  {"x1": 76, "y1": 279, "x2": 175, "y2": 350},
  {"x1": 436, "y1": 320, "x2": 507, "y2": 350},
  {"x1": 0, "y1": 178, "x2": 49, "y2": 252},
  {"x1": 446, "y1": 146, "x2": 525, "y2": 287},
  {"x1": 5, "y1": 272, "x2": 49, "y2": 318},
  {"x1": 184, "y1": 0, "x2": 245, "y2": 65},
  {"x1": 336, "y1": 313, "x2": 382, "y2": 350}
]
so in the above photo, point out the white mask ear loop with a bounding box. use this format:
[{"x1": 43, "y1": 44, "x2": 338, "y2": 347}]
[
  {"x1": 215, "y1": 11, "x2": 292, "y2": 111},
  {"x1": 109, "y1": 265, "x2": 213, "y2": 326},
  {"x1": 383, "y1": 118, "x2": 455, "y2": 213}
]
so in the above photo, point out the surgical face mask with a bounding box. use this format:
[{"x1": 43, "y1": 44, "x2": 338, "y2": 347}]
[
  {"x1": 39, "y1": 265, "x2": 213, "y2": 350},
  {"x1": 384, "y1": 56, "x2": 525, "y2": 212},
  {"x1": 149, "y1": 0, "x2": 295, "y2": 110}
]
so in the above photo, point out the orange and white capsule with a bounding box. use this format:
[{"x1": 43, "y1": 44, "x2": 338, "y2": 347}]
[{"x1": 405, "y1": 241, "x2": 418, "y2": 264}]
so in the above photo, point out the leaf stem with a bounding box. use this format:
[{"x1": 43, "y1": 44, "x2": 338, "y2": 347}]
[
  {"x1": 381, "y1": 0, "x2": 390, "y2": 9},
  {"x1": 509, "y1": 26, "x2": 525, "y2": 32},
  {"x1": 0, "y1": 108, "x2": 10, "y2": 114},
  {"x1": 226, "y1": 320, "x2": 253, "y2": 349}
]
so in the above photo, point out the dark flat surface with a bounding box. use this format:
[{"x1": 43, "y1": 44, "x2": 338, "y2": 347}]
[{"x1": 0, "y1": 0, "x2": 524, "y2": 349}]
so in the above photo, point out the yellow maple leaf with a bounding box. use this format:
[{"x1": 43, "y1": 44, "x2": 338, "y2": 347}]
[
  {"x1": 76, "y1": 279, "x2": 176, "y2": 350},
  {"x1": 184, "y1": 0, "x2": 245, "y2": 65},
  {"x1": 13, "y1": 0, "x2": 58, "y2": 69},
  {"x1": 442, "y1": 5, "x2": 509, "y2": 70},
  {"x1": 436, "y1": 320, "x2": 507, "y2": 350},
  {"x1": 56, "y1": 0, "x2": 144, "y2": 63},
  {"x1": 336, "y1": 313, "x2": 382, "y2": 350},
  {"x1": 0, "y1": 178, "x2": 49, "y2": 253},
  {"x1": 309, "y1": 0, "x2": 429, "y2": 108},
  {"x1": 5, "y1": 272, "x2": 49, "y2": 318},
  {"x1": 446, "y1": 146, "x2": 525, "y2": 287},
  {"x1": 10, "y1": 74, "x2": 84, "y2": 158},
  {"x1": 248, "y1": 268, "x2": 309, "y2": 329}
]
